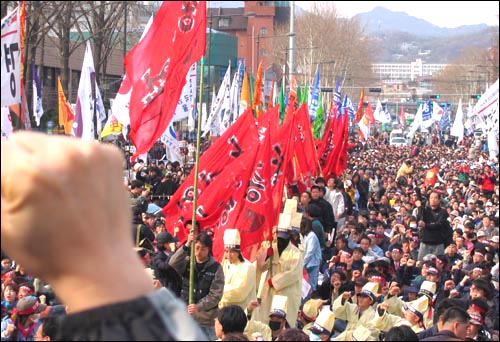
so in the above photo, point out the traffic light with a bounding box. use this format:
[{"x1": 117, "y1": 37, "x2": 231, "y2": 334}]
[
  {"x1": 430, "y1": 94, "x2": 441, "y2": 99},
  {"x1": 471, "y1": 94, "x2": 481, "y2": 99}
]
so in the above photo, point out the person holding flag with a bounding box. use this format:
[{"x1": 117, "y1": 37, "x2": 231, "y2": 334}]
[
  {"x1": 253, "y1": 213, "x2": 303, "y2": 328},
  {"x1": 218, "y1": 229, "x2": 257, "y2": 311}
]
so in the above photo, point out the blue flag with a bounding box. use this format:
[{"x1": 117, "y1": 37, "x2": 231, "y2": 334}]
[
  {"x1": 439, "y1": 104, "x2": 451, "y2": 131},
  {"x1": 333, "y1": 78, "x2": 342, "y2": 107},
  {"x1": 422, "y1": 101, "x2": 432, "y2": 121},
  {"x1": 385, "y1": 103, "x2": 395, "y2": 122},
  {"x1": 341, "y1": 95, "x2": 355, "y2": 119},
  {"x1": 308, "y1": 64, "x2": 320, "y2": 120}
]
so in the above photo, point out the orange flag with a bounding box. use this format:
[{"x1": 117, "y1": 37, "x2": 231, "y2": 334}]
[
  {"x1": 252, "y1": 60, "x2": 264, "y2": 118},
  {"x1": 365, "y1": 102, "x2": 375, "y2": 124},
  {"x1": 57, "y1": 77, "x2": 75, "y2": 135},
  {"x1": 285, "y1": 76, "x2": 298, "y2": 119},
  {"x1": 354, "y1": 88, "x2": 364, "y2": 123},
  {"x1": 240, "y1": 71, "x2": 250, "y2": 113}
]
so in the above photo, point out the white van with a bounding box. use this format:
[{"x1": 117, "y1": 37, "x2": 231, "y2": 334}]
[{"x1": 390, "y1": 129, "x2": 404, "y2": 141}]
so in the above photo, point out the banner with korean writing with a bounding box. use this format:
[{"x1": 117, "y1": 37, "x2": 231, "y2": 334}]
[{"x1": 1, "y1": 6, "x2": 21, "y2": 107}]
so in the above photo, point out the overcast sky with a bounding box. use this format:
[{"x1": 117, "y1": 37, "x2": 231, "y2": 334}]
[{"x1": 295, "y1": 1, "x2": 499, "y2": 28}]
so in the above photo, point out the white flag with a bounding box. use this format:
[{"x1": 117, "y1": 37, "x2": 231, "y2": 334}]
[
  {"x1": 220, "y1": 63, "x2": 241, "y2": 135},
  {"x1": 73, "y1": 41, "x2": 95, "y2": 140},
  {"x1": 374, "y1": 99, "x2": 390, "y2": 123},
  {"x1": 229, "y1": 60, "x2": 244, "y2": 126},
  {"x1": 450, "y1": 98, "x2": 464, "y2": 143},
  {"x1": 408, "y1": 104, "x2": 423, "y2": 140},
  {"x1": 432, "y1": 101, "x2": 444, "y2": 121},
  {"x1": 472, "y1": 78, "x2": 499, "y2": 122},
  {"x1": 358, "y1": 115, "x2": 370, "y2": 141},
  {"x1": 203, "y1": 64, "x2": 231, "y2": 136},
  {"x1": 487, "y1": 102, "x2": 499, "y2": 160},
  {"x1": 173, "y1": 62, "x2": 197, "y2": 124},
  {"x1": 32, "y1": 63, "x2": 44, "y2": 126},
  {"x1": 1, "y1": 107, "x2": 13, "y2": 139},
  {"x1": 1, "y1": 7, "x2": 21, "y2": 107},
  {"x1": 160, "y1": 120, "x2": 183, "y2": 165}
]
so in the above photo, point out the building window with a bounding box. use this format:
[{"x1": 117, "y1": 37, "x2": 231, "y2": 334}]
[
  {"x1": 260, "y1": 48, "x2": 267, "y2": 57},
  {"x1": 71, "y1": 70, "x2": 81, "y2": 91},
  {"x1": 218, "y1": 17, "x2": 230, "y2": 28},
  {"x1": 260, "y1": 27, "x2": 267, "y2": 35},
  {"x1": 43, "y1": 66, "x2": 56, "y2": 89}
]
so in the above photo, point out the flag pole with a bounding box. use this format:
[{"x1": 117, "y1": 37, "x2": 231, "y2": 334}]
[{"x1": 189, "y1": 56, "x2": 205, "y2": 305}]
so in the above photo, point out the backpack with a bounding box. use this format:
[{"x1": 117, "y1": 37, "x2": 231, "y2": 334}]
[{"x1": 342, "y1": 191, "x2": 353, "y2": 216}]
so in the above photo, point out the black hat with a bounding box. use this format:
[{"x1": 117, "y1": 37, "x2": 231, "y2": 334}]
[{"x1": 157, "y1": 231, "x2": 176, "y2": 245}]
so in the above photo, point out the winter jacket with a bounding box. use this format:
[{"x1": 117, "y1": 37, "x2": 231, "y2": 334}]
[{"x1": 169, "y1": 246, "x2": 224, "y2": 327}]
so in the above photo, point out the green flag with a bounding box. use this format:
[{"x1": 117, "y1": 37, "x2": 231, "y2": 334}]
[
  {"x1": 313, "y1": 91, "x2": 324, "y2": 139},
  {"x1": 301, "y1": 84, "x2": 309, "y2": 105},
  {"x1": 279, "y1": 80, "x2": 285, "y2": 122}
]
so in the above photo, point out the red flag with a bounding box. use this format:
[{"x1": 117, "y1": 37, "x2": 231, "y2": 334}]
[
  {"x1": 162, "y1": 109, "x2": 259, "y2": 242},
  {"x1": 354, "y1": 88, "x2": 364, "y2": 123},
  {"x1": 365, "y1": 102, "x2": 375, "y2": 124},
  {"x1": 126, "y1": 1, "x2": 206, "y2": 161},
  {"x1": 293, "y1": 103, "x2": 320, "y2": 178},
  {"x1": 334, "y1": 109, "x2": 350, "y2": 177},
  {"x1": 400, "y1": 104, "x2": 406, "y2": 127},
  {"x1": 319, "y1": 111, "x2": 346, "y2": 177},
  {"x1": 195, "y1": 141, "x2": 259, "y2": 261},
  {"x1": 272, "y1": 113, "x2": 296, "y2": 214},
  {"x1": 211, "y1": 115, "x2": 276, "y2": 261}
]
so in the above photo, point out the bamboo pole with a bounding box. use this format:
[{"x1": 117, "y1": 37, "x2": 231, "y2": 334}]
[{"x1": 189, "y1": 56, "x2": 205, "y2": 305}]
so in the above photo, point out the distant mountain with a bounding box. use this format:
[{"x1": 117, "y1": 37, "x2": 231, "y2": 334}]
[
  {"x1": 353, "y1": 7, "x2": 496, "y2": 63},
  {"x1": 354, "y1": 6, "x2": 490, "y2": 37}
]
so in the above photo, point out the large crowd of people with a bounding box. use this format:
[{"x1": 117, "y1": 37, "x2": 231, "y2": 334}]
[{"x1": 1, "y1": 130, "x2": 498, "y2": 341}]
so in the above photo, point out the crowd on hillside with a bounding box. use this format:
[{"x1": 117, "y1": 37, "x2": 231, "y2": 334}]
[{"x1": 2, "y1": 130, "x2": 499, "y2": 341}]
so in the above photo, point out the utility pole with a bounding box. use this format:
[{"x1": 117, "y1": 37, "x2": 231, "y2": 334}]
[
  {"x1": 288, "y1": 1, "x2": 295, "y2": 81},
  {"x1": 123, "y1": 2, "x2": 127, "y2": 74}
]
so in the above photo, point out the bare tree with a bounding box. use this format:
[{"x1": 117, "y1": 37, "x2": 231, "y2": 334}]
[
  {"x1": 41, "y1": 1, "x2": 88, "y2": 97},
  {"x1": 434, "y1": 45, "x2": 498, "y2": 105},
  {"x1": 269, "y1": 2, "x2": 377, "y2": 100},
  {"x1": 73, "y1": 1, "x2": 127, "y2": 85},
  {"x1": 0, "y1": 1, "x2": 17, "y2": 18}
]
